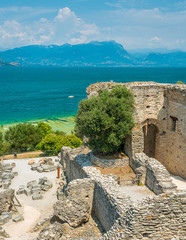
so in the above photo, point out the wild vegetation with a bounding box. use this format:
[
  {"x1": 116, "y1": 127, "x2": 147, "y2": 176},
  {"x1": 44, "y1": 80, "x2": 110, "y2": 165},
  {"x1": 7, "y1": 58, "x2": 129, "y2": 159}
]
[
  {"x1": 75, "y1": 85, "x2": 135, "y2": 154},
  {"x1": 0, "y1": 122, "x2": 82, "y2": 156}
]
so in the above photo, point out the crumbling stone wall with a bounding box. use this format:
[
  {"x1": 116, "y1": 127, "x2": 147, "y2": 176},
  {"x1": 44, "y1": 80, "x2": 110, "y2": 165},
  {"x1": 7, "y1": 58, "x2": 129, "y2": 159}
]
[
  {"x1": 62, "y1": 147, "x2": 186, "y2": 239},
  {"x1": 87, "y1": 82, "x2": 186, "y2": 179},
  {"x1": 99, "y1": 191, "x2": 186, "y2": 240},
  {"x1": 132, "y1": 153, "x2": 177, "y2": 194},
  {"x1": 61, "y1": 147, "x2": 132, "y2": 231}
]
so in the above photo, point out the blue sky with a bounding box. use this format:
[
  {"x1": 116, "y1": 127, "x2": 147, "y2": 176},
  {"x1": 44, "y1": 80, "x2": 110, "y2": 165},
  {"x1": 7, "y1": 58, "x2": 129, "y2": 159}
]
[{"x1": 0, "y1": 0, "x2": 186, "y2": 50}]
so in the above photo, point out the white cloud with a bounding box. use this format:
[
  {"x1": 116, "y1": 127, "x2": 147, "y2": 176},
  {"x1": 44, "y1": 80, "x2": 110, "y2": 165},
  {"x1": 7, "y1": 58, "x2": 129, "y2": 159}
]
[
  {"x1": 0, "y1": 7, "x2": 100, "y2": 49},
  {"x1": 150, "y1": 37, "x2": 162, "y2": 42},
  {"x1": 0, "y1": 5, "x2": 185, "y2": 50}
]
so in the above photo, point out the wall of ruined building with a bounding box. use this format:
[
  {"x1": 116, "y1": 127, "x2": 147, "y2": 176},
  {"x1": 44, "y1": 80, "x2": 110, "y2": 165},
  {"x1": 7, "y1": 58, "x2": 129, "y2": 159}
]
[
  {"x1": 61, "y1": 147, "x2": 132, "y2": 232},
  {"x1": 99, "y1": 191, "x2": 186, "y2": 240},
  {"x1": 62, "y1": 147, "x2": 185, "y2": 239},
  {"x1": 155, "y1": 88, "x2": 186, "y2": 179},
  {"x1": 87, "y1": 82, "x2": 186, "y2": 179}
]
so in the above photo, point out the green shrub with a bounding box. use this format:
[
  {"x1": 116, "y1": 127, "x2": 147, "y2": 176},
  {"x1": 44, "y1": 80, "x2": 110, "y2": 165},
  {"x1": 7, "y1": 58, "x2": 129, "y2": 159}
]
[
  {"x1": 4, "y1": 123, "x2": 41, "y2": 153},
  {"x1": 75, "y1": 85, "x2": 135, "y2": 154},
  {"x1": 38, "y1": 133, "x2": 82, "y2": 155}
]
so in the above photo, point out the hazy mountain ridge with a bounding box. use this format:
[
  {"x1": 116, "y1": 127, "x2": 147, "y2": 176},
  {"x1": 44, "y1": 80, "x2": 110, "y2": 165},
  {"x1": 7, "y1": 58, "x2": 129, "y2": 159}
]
[{"x1": 0, "y1": 41, "x2": 185, "y2": 67}]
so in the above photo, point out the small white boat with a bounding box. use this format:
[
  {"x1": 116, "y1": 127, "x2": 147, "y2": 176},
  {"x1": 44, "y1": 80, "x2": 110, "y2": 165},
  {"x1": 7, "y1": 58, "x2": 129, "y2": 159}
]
[{"x1": 68, "y1": 95, "x2": 74, "y2": 98}]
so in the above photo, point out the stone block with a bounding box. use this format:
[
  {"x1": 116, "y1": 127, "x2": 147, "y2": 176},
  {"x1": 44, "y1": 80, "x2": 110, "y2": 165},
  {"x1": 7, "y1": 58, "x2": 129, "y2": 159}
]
[
  {"x1": 24, "y1": 188, "x2": 31, "y2": 196},
  {"x1": 0, "y1": 215, "x2": 10, "y2": 225},
  {"x1": 1, "y1": 212, "x2": 12, "y2": 219},
  {"x1": 27, "y1": 180, "x2": 37, "y2": 188},
  {"x1": 13, "y1": 215, "x2": 24, "y2": 222},
  {"x1": 41, "y1": 185, "x2": 50, "y2": 191},
  {"x1": 16, "y1": 189, "x2": 24, "y2": 195},
  {"x1": 32, "y1": 184, "x2": 41, "y2": 190},
  {"x1": 32, "y1": 194, "x2": 43, "y2": 200},
  {"x1": 38, "y1": 177, "x2": 48, "y2": 185},
  {"x1": 32, "y1": 188, "x2": 41, "y2": 194},
  {"x1": 31, "y1": 163, "x2": 40, "y2": 171},
  {"x1": 44, "y1": 180, "x2": 52, "y2": 188},
  {"x1": 41, "y1": 164, "x2": 51, "y2": 172},
  {"x1": 28, "y1": 159, "x2": 35, "y2": 165},
  {"x1": 37, "y1": 167, "x2": 43, "y2": 173}
]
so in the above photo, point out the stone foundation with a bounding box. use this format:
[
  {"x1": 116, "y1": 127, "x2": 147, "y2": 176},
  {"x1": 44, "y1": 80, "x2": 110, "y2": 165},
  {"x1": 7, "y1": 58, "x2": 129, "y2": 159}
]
[{"x1": 90, "y1": 152, "x2": 129, "y2": 169}]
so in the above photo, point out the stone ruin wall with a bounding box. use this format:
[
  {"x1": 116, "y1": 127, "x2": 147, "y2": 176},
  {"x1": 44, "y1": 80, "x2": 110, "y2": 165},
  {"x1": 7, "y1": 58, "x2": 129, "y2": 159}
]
[
  {"x1": 61, "y1": 147, "x2": 186, "y2": 239},
  {"x1": 99, "y1": 190, "x2": 186, "y2": 240},
  {"x1": 61, "y1": 147, "x2": 131, "y2": 232},
  {"x1": 86, "y1": 82, "x2": 186, "y2": 179}
]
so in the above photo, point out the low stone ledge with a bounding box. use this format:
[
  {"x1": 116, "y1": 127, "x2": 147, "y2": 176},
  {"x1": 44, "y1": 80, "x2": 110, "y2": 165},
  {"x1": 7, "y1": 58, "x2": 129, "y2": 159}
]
[{"x1": 90, "y1": 151, "x2": 129, "y2": 169}]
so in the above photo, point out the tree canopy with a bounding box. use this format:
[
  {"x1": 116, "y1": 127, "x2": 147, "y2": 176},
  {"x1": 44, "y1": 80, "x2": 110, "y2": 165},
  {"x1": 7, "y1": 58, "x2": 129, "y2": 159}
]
[
  {"x1": 75, "y1": 85, "x2": 135, "y2": 154},
  {"x1": 38, "y1": 134, "x2": 82, "y2": 155},
  {"x1": 37, "y1": 122, "x2": 52, "y2": 139},
  {"x1": 4, "y1": 123, "x2": 41, "y2": 152}
]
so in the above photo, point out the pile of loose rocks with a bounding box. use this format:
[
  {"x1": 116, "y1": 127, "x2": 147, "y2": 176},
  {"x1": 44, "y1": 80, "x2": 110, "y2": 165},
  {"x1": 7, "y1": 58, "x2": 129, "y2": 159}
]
[
  {"x1": 0, "y1": 161, "x2": 18, "y2": 189},
  {"x1": 29, "y1": 157, "x2": 58, "y2": 173},
  {"x1": 16, "y1": 177, "x2": 53, "y2": 200}
]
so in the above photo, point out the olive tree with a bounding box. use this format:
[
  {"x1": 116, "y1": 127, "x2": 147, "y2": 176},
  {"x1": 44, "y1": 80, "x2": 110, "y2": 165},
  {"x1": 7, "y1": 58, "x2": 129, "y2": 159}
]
[{"x1": 75, "y1": 85, "x2": 135, "y2": 154}]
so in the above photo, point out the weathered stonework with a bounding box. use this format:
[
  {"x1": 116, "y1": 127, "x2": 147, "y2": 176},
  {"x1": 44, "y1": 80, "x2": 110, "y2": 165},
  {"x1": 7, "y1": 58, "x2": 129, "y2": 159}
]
[
  {"x1": 89, "y1": 151, "x2": 129, "y2": 169},
  {"x1": 61, "y1": 146, "x2": 186, "y2": 239},
  {"x1": 99, "y1": 190, "x2": 186, "y2": 240},
  {"x1": 87, "y1": 82, "x2": 186, "y2": 179}
]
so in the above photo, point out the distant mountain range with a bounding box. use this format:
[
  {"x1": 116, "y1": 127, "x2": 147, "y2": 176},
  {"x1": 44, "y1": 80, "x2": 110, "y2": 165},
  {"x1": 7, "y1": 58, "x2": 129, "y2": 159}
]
[{"x1": 0, "y1": 41, "x2": 186, "y2": 67}]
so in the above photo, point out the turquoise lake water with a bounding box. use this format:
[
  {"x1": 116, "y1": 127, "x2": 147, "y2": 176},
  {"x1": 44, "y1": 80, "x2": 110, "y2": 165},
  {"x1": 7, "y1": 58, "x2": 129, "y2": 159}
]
[{"x1": 0, "y1": 67, "x2": 186, "y2": 125}]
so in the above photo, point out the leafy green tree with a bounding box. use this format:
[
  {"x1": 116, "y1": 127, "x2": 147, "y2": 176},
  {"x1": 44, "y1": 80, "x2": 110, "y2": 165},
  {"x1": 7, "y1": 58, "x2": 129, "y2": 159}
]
[
  {"x1": 37, "y1": 122, "x2": 52, "y2": 139},
  {"x1": 5, "y1": 123, "x2": 41, "y2": 152},
  {"x1": 53, "y1": 130, "x2": 66, "y2": 136},
  {"x1": 38, "y1": 133, "x2": 82, "y2": 155},
  {"x1": 65, "y1": 134, "x2": 82, "y2": 149},
  {"x1": 75, "y1": 85, "x2": 135, "y2": 154}
]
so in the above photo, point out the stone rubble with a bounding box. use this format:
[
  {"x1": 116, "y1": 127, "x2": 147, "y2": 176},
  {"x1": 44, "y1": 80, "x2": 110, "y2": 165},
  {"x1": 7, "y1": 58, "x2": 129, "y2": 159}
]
[
  {"x1": 0, "y1": 161, "x2": 17, "y2": 189},
  {"x1": 30, "y1": 157, "x2": 58, "y2": 173},
  {"x1": 16, "y1": 176, "x2": 53, "y2": 199}
]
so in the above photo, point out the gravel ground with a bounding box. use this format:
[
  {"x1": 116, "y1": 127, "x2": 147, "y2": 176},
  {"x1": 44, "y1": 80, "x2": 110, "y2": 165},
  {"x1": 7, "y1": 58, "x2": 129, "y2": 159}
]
[{"x1": 2, "y1": 157, "x2": 60, "y2": 239}]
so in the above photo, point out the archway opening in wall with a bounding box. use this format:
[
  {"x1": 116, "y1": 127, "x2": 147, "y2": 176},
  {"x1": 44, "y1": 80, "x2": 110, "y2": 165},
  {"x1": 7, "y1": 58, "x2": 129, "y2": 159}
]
[{"x1": 143, "y1": 123, "x2": 159, "y2": 158}]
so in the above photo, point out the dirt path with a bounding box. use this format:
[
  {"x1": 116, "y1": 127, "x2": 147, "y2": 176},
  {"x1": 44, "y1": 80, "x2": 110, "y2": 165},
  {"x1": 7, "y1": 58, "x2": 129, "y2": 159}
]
[
  {"x1": 5, "y1": 205, "x2": 40, "y2": 238},
  {"x1": 1, "y1": 151, "x2": 44, "y2": 160}
]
